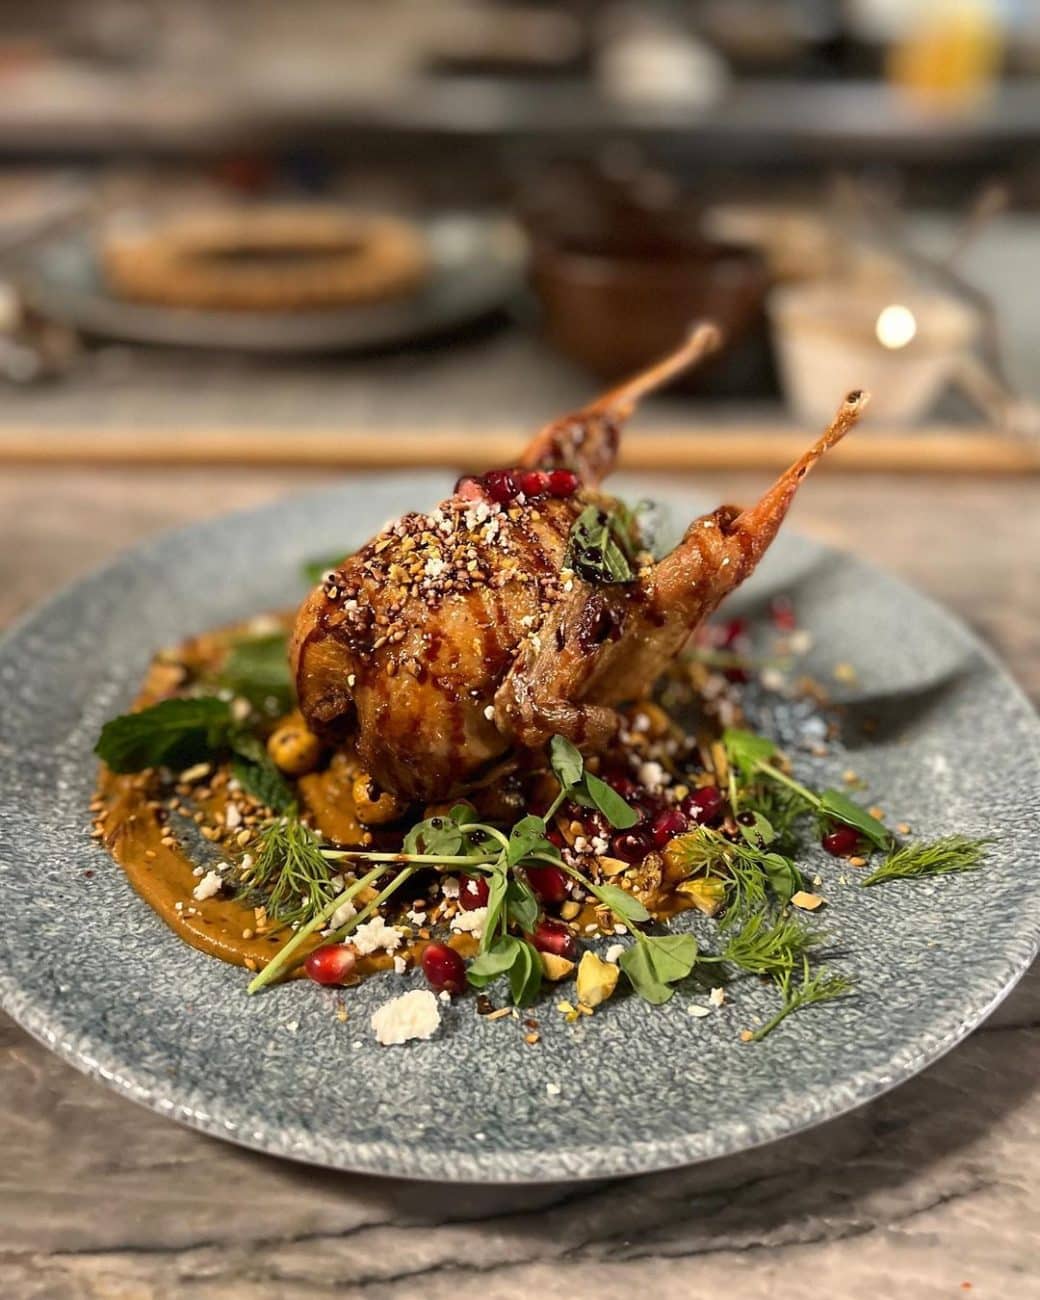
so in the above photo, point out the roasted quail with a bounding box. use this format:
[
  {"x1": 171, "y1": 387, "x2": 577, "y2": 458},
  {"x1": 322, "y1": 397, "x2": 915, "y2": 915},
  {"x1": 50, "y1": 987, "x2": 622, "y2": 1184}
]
[{"x1": 292, "y1": 325, "x2": 867, "y2": 803}]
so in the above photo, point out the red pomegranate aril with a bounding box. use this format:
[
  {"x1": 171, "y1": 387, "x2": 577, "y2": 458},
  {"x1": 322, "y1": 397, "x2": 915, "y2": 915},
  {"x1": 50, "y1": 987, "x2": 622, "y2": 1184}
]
[
  {"x1": 719, "y1": 617, "x2": 747, "y2": 648},
  {"x1": 546, "y1": 826, "x2": 566, "y2": 849},
  {"x1": 610, "y1": 828, "x2": 653, "y2": 863},
  {"x1": 459, "y1": 874, "x2": 490, "y2": 910},
  {"x1": 771, "y1": 596, "x2": 797, "y2": 631},
  {"x1": 483, "y1": 468, "x2": 518, "y2": 504},
  {"x1": 421, "y1": 942, "x2": 466, "y2": 995},
  {"x1": 530, "y1": 920, "x2": 577, "y2": 961},
  {"x1": 517, "y1": 469, "x2": 550, "y2": 498},
  {"x1": 681, "y1": 785, "x2": 726, "y2": 826},
  {"x1": 605, "y1": 773, "x2": 638, "y2": 799},
  {"x1": 526, "y1": 864, "x2": 568, "y2": 905},
  {"x1": 547, "y1": 468, "x2": 579, "y2": 497},
  {"x1": 650, "y1": 808, "x2": 689, "y2": 848},
  {"x1": 822, "y1": 825, "x2": 862, "y2": 857},
  {"x1": 304, "y1": 943, "x2": 357, "y2": 986}
]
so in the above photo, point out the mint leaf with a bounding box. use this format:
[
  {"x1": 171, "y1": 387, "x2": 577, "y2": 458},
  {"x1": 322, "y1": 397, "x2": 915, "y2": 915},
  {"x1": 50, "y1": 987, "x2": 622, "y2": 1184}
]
[
  {"x1": 549, "y1": 735, "x2": 584, "y2": 789},
  {"x1": 95, "y1": 697, "x2": 233, "y2": 773},
  {"x1": 820, "y1": 790, "x2": 892, "y2": 850},
  {"x1": 217, "y1": 632, "x2": 292, "y2": 712},
  {"x1": 228, "y1": 732, "x2": 297, "y2": 814},
  {"x1": 582, "y1": 772, "x2": 639, "y2": 829}
]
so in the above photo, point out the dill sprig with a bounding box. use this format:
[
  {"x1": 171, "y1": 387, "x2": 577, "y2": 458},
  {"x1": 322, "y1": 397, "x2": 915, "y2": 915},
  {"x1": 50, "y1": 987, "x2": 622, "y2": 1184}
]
[
  {"x1": 750, "y1": 957, "x2": 854, "y2": 1041},
  {"x1": 244, "y1": 817, "x2": 341, "y2": 926},
  {"x1": 719, "y1": 912, "x2": 822, "y2": 978},
  {"x1": 861, "y1": 835, "x2": 990, "y2": 887}
]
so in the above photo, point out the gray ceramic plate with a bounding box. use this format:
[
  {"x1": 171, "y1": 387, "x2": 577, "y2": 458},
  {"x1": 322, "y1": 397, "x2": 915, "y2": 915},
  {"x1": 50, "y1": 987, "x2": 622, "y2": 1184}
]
[
  {"x1": 1, "y1": 475, "x2": 1038, "y2": 1183},
  {"x1": 18, "y1": 214, "x2": 524, "y2": 353}
]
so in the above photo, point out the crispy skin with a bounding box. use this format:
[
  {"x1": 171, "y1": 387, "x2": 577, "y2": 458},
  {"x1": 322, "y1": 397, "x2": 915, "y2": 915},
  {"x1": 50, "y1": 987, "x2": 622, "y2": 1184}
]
[{"x1": 291, "y1": 494, "x2": 591, "y2": 800}]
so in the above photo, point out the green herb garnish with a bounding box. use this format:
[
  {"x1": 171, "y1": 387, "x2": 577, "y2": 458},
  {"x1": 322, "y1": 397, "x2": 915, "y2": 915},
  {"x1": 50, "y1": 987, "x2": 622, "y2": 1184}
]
[
  {"x1": 749, "y1": 958, "x2": 854, "y2": 1042},
  {"x1": 95, "y1": 696, "x2": 234, "y2": 773},
  {"x1": 245, "y1": 816, "x2": 339, "y2": 925},
  {"x1": 861, "y1": 835, "x2": 990, "y2": 887},
  {"x1": 216, "y1": 632, "x2": 292, "y2": 713},
  {"x1": 565, "y1": 504, "x2": 638, "y2": 585}
]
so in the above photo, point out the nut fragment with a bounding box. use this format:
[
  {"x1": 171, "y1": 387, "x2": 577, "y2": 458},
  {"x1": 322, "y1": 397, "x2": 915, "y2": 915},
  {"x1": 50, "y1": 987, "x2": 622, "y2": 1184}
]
[
  {"x1": 539, "y1": 952, "x2": 576, "y2": 982},
  {"x1": 576, "y1": 951, "x2": 620, "y2": 1008},
  {"x1": 266, "y1": 722, "x2": 323, "y2": 776},
  {"x1": 676, "y1": 877, "x2": 726, "y2": 916},
  {"x1": 559, "y1": 900, "x2": 581, "y2": 921},
  {"x1": 791, "y1": 890, "x2": 824, "y2": 911}
]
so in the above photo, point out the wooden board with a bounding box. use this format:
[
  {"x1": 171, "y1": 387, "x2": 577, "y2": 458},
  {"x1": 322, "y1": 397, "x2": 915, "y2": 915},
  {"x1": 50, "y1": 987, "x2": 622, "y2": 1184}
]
[{"x1": 0, "y1": 425, "x2": 1037, "y2": 473}]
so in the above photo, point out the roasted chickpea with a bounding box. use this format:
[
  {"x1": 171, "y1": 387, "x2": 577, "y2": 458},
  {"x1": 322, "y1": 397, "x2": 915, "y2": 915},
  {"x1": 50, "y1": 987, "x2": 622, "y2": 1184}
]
[
  {"x1": 266, "y1": 722, "x2": 323, "y2": 776},
  {"x1": 352, "y1": 772, "x2": 407, "y2": 825}
]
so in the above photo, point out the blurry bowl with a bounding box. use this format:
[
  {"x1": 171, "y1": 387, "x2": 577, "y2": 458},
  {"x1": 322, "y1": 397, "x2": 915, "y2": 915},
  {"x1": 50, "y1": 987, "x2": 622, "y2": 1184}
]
[
  {"x1": 768, "y1": 282, "x2": 980, "y2": 426},
  {"x1": 531, "y1": 239, "x2": 768, "y2": 385}
]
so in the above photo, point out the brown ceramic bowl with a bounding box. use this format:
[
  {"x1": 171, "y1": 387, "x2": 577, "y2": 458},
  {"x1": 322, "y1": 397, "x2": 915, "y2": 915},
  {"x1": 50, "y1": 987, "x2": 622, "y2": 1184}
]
[{"x1": 531, "y1": 238, "x2": 769, "y2": 385}]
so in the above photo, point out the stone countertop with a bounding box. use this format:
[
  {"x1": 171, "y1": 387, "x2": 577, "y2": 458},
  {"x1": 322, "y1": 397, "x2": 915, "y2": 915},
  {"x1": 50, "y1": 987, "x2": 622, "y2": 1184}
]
[{"x1": 0, "y1": 465, "x2": 1037, "y2": 1299}]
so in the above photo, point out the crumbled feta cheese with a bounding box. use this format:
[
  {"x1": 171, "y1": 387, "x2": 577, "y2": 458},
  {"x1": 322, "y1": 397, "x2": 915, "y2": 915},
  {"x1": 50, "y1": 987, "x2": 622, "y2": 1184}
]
[
  {"x1": 192, "y1": 870, "x2": 223, "y2": 901},
  {"x1": 709, "y1": 986, "x2": 726, "y2": 1008},
  {"x1": 546, "y1": 1082, "x2": 562, "y2": 1097},
  {"x1": 573, "y1": 836, "x2": 588, "y2": 853},
  {"x1": 424, "y1": 554, "x2": 446, "y2": 579},
  {"x1": 441, "y1": 876, "x2": 460, "y2": 899},
  {"x1": 353, "y1": 916, "x2": 404, "y2": 956},
  {"x1": 438, "y1": 990, "x2": 452, "y2": 1004},
  {"x1": 638, "y1": 760, "x2": 667, "y2": 792},
  {"x1": 393, "y1": 955, "x2": 407, "y2": 975},
  {"x1": 329, "y1": 898, "x2": 357, "y2": 930},
  {"x1": 604, "y1": 943, "x2": 625, "y2": 964},
  {"x1": 591, "y1": 835, "x2": 610, "y2": 856},
  {"x1": 371, "y1": 989, "x2": 441, "y2": 1046},
  {"x1": 450, "y1": 906, "x2": 488, "y2": 941}
]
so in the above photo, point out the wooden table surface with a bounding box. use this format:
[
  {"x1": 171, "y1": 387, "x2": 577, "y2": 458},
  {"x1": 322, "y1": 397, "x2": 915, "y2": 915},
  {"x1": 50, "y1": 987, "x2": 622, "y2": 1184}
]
[{"x1": 1, "y1": 465, "x2": 1037, "y2": 1299}]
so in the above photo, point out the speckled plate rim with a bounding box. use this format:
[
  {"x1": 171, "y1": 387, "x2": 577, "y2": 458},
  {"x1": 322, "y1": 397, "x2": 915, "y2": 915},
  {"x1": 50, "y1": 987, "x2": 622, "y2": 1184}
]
[{"x1": 1, "y1": 476, "x2": 1038, "y2": 1184}]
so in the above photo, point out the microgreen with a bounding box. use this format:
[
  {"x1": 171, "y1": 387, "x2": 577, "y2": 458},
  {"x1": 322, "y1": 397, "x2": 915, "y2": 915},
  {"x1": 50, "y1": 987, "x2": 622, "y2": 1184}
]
[{"x1": 861, "y1": 835, "x2": 990, "y2": 886}]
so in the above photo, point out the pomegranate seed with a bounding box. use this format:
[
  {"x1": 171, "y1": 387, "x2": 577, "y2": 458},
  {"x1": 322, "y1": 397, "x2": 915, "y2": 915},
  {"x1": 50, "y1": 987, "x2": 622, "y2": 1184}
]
[
  {"x1": 526, "y1": 864, "x2": 568, "y2": 905},
  {"x1": 547, "y1": 468, "x2": 579, "y2": 497},
  {"x1": 530, "y1": 919, "x2": 577, "y2": 961},
  {"x1": 421, "y1": 942, "x2": 466, "y2": 994},
  {"x1": 546, "y1": 826, "x2": 566, "y2": 849},
  {"x1": 724, "y1": 667, "x2": 750, "y2": 684},
  {"x1": 719, "y1": 618, "x2": 747, "y2": 648},
  {"x1": 605, "y1": 773, "x2": 638, "y2": 799},
  {"x1": 517, "y1": 469, "x2": 549, "y2": 498},
  {"x1": 650, "y1": 807, "x2": 688, "y2": 848},
  {"x1": 454, "y1": 474, "x2": 483, "y2": 500},
  {"x1": 681, "y1": 786, "x2": 725, "y2": 826},
  {"x1": 304, "y1": 943, "x2": 357, "y2": 986},
  {"x1": 483, "y1": 469, "x2": 518, "y2": 504},
  {"x1": 459, "y1": 874, "x2": 490, "y2": 910},
  {"x1": 822, "y1": 825, "x2": 862, "y2": 857},
  {"x1": 610, "y1": 828, "x2": 653, "y2": 863},
  {"x1": 771, "y1": 596, "x2": 797, "y2": 631}
]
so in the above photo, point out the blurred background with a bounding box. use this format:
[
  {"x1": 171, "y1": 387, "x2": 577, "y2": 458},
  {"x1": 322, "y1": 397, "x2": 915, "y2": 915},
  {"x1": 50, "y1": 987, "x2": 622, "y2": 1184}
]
[{"x1": 0, "y1": 0, "x2": 1038, "y2": 472}]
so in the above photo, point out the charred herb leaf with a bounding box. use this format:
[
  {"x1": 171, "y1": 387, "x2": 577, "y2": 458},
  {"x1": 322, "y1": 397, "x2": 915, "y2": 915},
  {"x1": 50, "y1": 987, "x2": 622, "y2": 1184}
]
[
  {"x1": 565, "y1": 504, "x2": 636, "y2": 585},
  {"x1": 95, "y1": 696, "x2": 233, "y2": 773}
]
